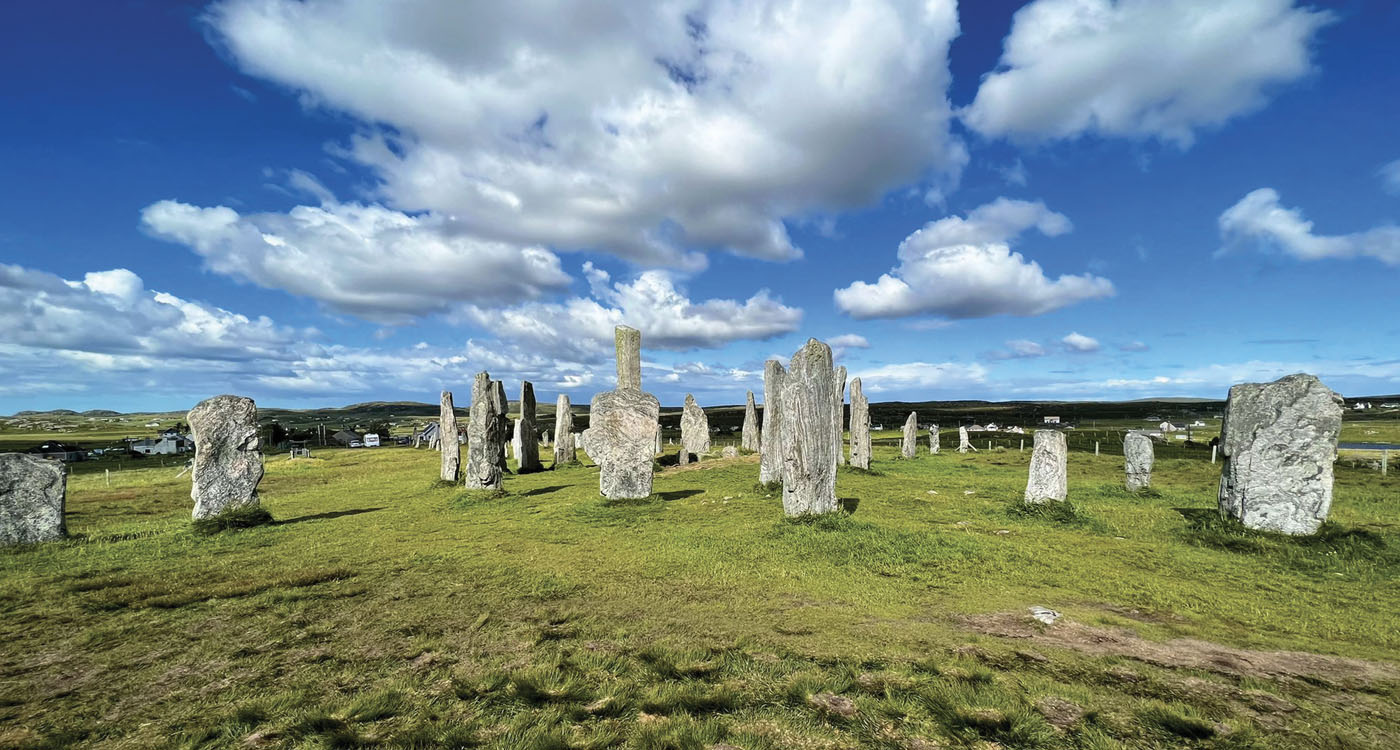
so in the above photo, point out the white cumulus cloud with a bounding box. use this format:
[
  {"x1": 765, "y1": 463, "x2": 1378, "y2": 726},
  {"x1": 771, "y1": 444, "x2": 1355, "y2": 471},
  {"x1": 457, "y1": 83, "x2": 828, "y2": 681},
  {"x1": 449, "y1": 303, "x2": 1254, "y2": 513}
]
[
  {"x1": 834, "y1": 198, "x2": 1114, "y2": 320},
  {"x1": 1061, "y1": 332, "x2": 1101, "y2": 353},
  {"x1": 854, "y1": 361, "x2": 988, "y2": 394},
  {"x1": 962, "y1": 0, "x2": 1332, "y2": 146},
  {"x1": 206, "y1": 0, "x2": 967, "y2": 268},
  {"x1": 1379, "y1": 158, "x2": 1400, "y2": 196},
  {"x1": 1218, "y1": 188, "x2": 1400, "y2": 265},
  {"x1": 141, "y1": 197, "x2": 573, "y2": 323}
]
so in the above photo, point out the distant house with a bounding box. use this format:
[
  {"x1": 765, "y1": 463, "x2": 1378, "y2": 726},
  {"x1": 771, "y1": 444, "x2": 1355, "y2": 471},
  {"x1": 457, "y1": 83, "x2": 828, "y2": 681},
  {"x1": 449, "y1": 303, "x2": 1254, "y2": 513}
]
[
  {"x1": 129, "y1": 434, "x2": 191, "y2": 455},
  {"x1": 27, "y1": 441, "x2": 86, "y2": 462},
  {"x1": 1043, "y1": 416, "x2": 1061, "y2": 424},
  {"x1": 332, "y1": 430, "x2": 363, "y2": 447},
  {"x1": 415, "y1": 422, "x2": 439, "y2": 446},
  {"x1": 984, "y1": 422, "x2": 999, "y2": 431},
  {"x1": 1353, "y1": 402, "x2": 1372, "y2": 410},
  {"x1": 968, "y1": 424, "x2": 986, "y2": 432},
  {"x1": 1190, "y1": 420, "x2": 1207, "y2": 428},
  {"x1": 1159, "y1": 421, "x2": 1189, "y2": 432},
  {"x1": 145, "y1": 421, "x2": 161, "y2": 428}
]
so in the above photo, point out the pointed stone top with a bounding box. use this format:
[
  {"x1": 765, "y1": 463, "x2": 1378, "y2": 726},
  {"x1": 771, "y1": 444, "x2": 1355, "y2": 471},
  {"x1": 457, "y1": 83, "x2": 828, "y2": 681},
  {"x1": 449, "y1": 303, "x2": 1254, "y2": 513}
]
[
  {"x1": 615, "y1": 325, "x2": 642, "y2": 390},
  {"x1": 746, "y1": 390, "x2": 755, "y2": 403},
  {"x1": 684, "y1": 393, "x2": 697, "y2": 406}
]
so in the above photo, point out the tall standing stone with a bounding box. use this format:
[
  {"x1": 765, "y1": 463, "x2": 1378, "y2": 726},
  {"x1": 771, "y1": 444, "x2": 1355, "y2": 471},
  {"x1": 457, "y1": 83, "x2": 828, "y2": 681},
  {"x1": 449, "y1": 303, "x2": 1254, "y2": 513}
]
[
  {"x1": 188, "y1": 395, "x2": 264, "y2": 520},
  {"x1": 655, "y1": 423, "x2": 664, "y2": 457},
  {"x1": 848, "y1": 377, "x2": 871, "y2": 470},
  {"x1": 590, "y1": 326, "x2": 660, "y2": 498},
  {"x1": 517, "y1": 382, "x2": 542, "y2": 472},
  {"x1": 778, "y1": 339, "x2": 842, "y2": 516},
  {"x1": 553, "y1": 395, "x2": 576, "y2": 467},
  {"x1": 1217, "y1": 373, "x2": 1342, "y2": 535},
  {"x1": 1124, "y1": 432, "x2": 1154, "y2": 491},
  {"x1": 509, "y1": 418, "x2": 521, "y2": 462},
  {"x1": 901, "y1": 412, "x2": 918, "y2": 459},
  {"x1": 467, "y1": 373, "x2": 509, "y2": 489},
  {"x1": 759, "y1": 360, "x2": 784, "y2": 485},
  {"x1": 680, "y1": 393, "x2": 711, "y2": 462},
  {"x1": 929, "y1": 424, "x2": 940, "y2": 454},
  {"x1": 0, "y1": 454, "x2": 67, "y2": 545},
  {"x1": 834, "y1": 366, "x2": 847, "y2": 466},
  {"x1": 741, "y1": 391, "x2": 761, "y2": 452},
  {"x1": 1025, "y1": 430, "x2": 1068, "y2": 503},
  {"x1": 958, "y1": 426, "x2": 973, "y2": 453},
  {"x1": 439, "y1": 391, "x2": 459, "y2": 481}
]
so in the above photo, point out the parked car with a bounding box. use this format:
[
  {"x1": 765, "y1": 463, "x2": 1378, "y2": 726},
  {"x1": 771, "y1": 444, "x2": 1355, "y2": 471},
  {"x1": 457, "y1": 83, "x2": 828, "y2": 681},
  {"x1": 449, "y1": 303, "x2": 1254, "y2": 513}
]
[{"x1": 349, "y1": 440, "x2": 363, "y2": 448}]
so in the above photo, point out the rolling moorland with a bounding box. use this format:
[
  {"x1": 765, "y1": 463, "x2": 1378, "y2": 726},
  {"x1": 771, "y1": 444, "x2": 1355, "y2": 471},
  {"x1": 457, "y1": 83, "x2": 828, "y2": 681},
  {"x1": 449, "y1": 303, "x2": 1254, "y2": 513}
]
[{"x1": 1, "y1": 412, "x2": 1398, "y2": 749}]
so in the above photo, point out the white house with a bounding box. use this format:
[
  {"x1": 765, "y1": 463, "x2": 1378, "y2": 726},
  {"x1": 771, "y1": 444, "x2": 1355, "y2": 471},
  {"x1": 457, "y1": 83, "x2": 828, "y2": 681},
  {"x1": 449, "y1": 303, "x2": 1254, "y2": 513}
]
[
  {"x1": 129, "y1": 434, "x2": 190, "y2": 455},
  {"x1": 1043, "y1": 416, "x2": 1061, "y2": 424}
]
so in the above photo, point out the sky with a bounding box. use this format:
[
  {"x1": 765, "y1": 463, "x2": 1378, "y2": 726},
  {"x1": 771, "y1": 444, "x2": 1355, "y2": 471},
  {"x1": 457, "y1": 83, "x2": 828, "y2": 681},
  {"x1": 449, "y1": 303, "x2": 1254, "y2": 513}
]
[{"x1": 2, "y1": 0, "x2": 1398, "y2": 413}]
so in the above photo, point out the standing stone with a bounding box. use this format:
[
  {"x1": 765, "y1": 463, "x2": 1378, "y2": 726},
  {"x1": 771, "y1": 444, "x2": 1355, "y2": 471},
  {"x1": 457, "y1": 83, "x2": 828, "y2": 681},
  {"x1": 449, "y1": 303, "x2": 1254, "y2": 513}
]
[
  {"x1": 590, "y1": 325, "x2": 660, "y2": 499},
  {"x1": 741, "y1": 391, "x2": 761, "y2": 452},
  {"x1": 1217, "y1": 373, "x2": 1342, "y2": 535},
  {"x1": 509, "y1": 418, "x2": 521, "y2": 462},
  {"x1": 958, "y1": 426, "x2": 974, "y2": 453},
  {"x1": 722, "y1": 446, "x2": 738, "y2": 458},
  {"x1": 929, "y1": 424, "x2": 940, "y2": 454},
  {"x1": 466, "y1": 373, "x2": 509, "y2": 489},
  {"x1": 440, "y1": 391, "x2": 459, "y2": 481},
  {"x1": 901, "y1": 412, "x2": 918, "y2": 459},
  {"x1": 188, "y1": 395, "x2": 264, "y2": 520},
  {"x1": 678, "y1": 445, "x2": 690, "y2": 465},
  {"x1": 578, "y1": 429, "x2": 593, "y2": 461},
  {"x1": 848, "y1": 377, "x2": 871, "y2": 470},
  {"x1": 0, "y1": 454, "x2": 66, "y2": 545},
  {"x1": 760, "y1": 360, "x2": 784, "y2": 485},
  {"x1": 655, "y1": 423, "x2": 663, "y2": 457},
  {"x1": 1124, "y1": 432, "x2": 1155, "y2": 491},
  {"x1": 778, "y1": 339, "x2": 842, "y2": 517},
  {"x1": 542, "y1": 430, "x2": 550, "y2": 446},
  {"x1": 1025, "y1": 430, "x2": 1068, "y2": 503},
  {"x1": 517, "y1": 382, "x2": 542, "y2": 472},
  {"x1": 553, "y1": 395, "x2": 576, "y2": 467},
  {"x1": 680, "y1": 394, "x2": 710, "y2": 461},
  {"x1": 834, "y1": 367, "x2": 847, "y2": 466}
]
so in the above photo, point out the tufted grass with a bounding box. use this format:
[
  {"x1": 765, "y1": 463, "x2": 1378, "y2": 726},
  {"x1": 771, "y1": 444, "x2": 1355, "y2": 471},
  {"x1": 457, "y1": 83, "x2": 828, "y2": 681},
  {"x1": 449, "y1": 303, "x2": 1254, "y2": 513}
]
[{"x1": 0, "y1": 441, "x2": 1396, "y2": 748}]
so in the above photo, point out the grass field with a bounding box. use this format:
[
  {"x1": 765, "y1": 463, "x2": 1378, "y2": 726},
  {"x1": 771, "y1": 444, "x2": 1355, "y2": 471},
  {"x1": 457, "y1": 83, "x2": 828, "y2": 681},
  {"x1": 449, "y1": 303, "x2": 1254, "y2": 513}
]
[{"x1": 1, "y1": 440, "x2": 1398, "y2": 749}]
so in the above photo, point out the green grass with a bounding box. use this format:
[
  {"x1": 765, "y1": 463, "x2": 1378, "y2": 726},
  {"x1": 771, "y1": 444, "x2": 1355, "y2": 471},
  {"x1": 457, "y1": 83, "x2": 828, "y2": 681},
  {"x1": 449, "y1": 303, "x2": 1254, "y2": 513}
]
[{"x1": 0, "y1": 444, "x2": 1396, "y2": 748}]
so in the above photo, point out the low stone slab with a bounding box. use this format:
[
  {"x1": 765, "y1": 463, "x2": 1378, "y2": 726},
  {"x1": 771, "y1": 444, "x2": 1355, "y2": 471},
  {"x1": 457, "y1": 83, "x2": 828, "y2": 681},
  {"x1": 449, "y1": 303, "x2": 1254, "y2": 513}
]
[{"x1": 0, "y1": 453, "x2": 66, "y2": 545}]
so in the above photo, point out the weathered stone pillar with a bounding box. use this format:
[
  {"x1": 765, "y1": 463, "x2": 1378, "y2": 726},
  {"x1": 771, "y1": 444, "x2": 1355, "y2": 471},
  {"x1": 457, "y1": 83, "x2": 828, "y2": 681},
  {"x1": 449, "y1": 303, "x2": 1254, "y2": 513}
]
[
  {"x1": 1217, "y1": 373, "x2": 1342, "y2": 535},
  {"x1": 1025, "y1": 430, "x2": 1068, "y2": 503},
  {"x1": 467, "y1": 373, "x2": 509, "y2": 489},
  {"x1": 0, "y1": 454, "x2": 67, "y2": 545},
  {"x1": 189, "y1": 395, "x2": 264, "y2": 519},
  {"x1": 958, "y1": 426, "x2": 973, "y2": 453},
  {"x1": 553, "y1": 395, "x2": 576, "y2": 467},
  {"x1": 1124, "y1": 432, "x2": 1154, "y2": 491},
  {"x1": 590, "y1": 325, "x2": 660, "y2": 498},
  {"x1": 778, "y1": 339, "x2": 841, "y2": 516},
  {"x1": 834, "y1": 366, "x2": 847, "y2": 466},
  {"x1": 741, "y1": 391, "x2": 761, "y2": 452},
  {"x1": 680, "y1": 393, "x2": 710, "y2": 461},
  {"x1": 517, "y1": 381, "x2": 542, "y2": 472},
  {"x1": 901, "y1": 412, "x2": 918, "y2": 459},
  {"x1": 760, "y1": 360, "x2": 784, "y2": 484},
  {"x1": 848, "y1": 377, "x2": 871, "y2": 470},
  {"x1": 929, "y1": 423, "x2": 940, "y2": 454},
  {"x1": 440, "y1": 391, "x2": 459, "y2": 481}
]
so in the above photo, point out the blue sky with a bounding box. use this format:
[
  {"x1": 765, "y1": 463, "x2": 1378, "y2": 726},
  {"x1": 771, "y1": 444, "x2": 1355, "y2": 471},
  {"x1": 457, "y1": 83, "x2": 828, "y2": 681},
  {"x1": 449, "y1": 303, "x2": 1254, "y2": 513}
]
[{"x1": 2, "y1": 0, "x2": 1398, "y2": 413}]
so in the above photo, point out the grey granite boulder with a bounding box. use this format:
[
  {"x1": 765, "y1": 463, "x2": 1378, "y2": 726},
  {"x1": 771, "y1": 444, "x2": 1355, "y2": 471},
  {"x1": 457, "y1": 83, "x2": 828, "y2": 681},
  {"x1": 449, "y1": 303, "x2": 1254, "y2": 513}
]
[
  {"x1": 741, "y1": 391, "x2": 761, "y2": 452},
  {"x1": 901, "y1": 412, "x2": 918, "y2": 459},
  {"x1": 958, "y1": 426, "x2": 975, "y2": 453},
  {"x1": 848, "y1": 377, "x2": 871, "y2": 470},
  {"x1": 1025, "y1": 430, "x2": 1067, "y2": 503},
  {"x1": 189, "y1": 395, "x2": 264, "y2": 520},
  {"x1": 553, "y1": 395, "x2": 576, "y2": 467},
  {"x1": 1124, "y1": 432, "x2": 1154, "y2": 491},
  {"x1": 929, "y1": 423, "x2": 940, "y2": 454},
  {"x1": 517, "y1": 382, "x2": 543, "y2": 472},
  {"x1": 0, "y1": 454, "x2": 66, "y2": 545},
  {"x1": 777, "y1": 339, "x2": 842, "y2": 516},
  {"x1": 466, "y1": 373, "x2": 509, "y2": 489},
  {"x1": 1217, "y1": 373, "x2": 1342, "y2": 535},
  {"x1": 590, "y1": 325, "x2": 660, "y2": 498},
  {"x1": 681, "y1": 393, "x2": 710, "y2": 460},
  {"x1": 440, "y1": 391, "x2": 459, "y2": 481},
  {"x1": 722, "y1": 446, "x2": 739, "y2": 458}
]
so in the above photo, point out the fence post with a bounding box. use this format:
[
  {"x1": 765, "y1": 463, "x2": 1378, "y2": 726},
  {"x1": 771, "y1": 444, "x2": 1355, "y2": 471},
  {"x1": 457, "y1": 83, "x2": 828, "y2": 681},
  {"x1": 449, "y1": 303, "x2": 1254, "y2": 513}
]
[
  {"x1": 1211, "y1": 445, "x2": 1217, "y2": 464},
  {"x1": 1095, "y1": 441, "x2": 1099, "y2": 456},
  {"x1": 987, "y1": 440, "x2": 991, "y2": 451},
  {"x1": 1383, "y1": 449, "x2": 1389, "y2": 477},
  {"x1": 105, "y1": 469, "x2": 110, "y2": 486},
  {"x1": 1020, "y1": 439, "x2": 1024, "y2": 452}
]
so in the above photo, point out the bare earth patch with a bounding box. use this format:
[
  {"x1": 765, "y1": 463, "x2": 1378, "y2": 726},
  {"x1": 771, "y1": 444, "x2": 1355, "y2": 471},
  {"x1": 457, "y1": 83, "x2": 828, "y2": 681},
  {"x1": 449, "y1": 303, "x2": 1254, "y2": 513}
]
[{"x1": 961, "y1": 611, "x2": 1400, "y2": 687}]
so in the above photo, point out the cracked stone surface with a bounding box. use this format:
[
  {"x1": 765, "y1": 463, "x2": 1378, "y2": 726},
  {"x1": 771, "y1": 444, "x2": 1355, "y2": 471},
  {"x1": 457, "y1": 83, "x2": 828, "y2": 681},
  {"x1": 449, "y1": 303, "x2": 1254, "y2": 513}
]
[
  {"x1": 0, "y1": 453, "x2": 66, "y2": 545},
  {"x1": 189, "y1": 394, "x2": 263, "y2": 520}
]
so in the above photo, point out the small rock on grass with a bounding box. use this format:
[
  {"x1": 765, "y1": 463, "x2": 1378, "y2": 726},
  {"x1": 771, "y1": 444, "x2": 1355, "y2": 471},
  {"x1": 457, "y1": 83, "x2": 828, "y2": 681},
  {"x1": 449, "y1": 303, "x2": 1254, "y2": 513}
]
[
  {"x1": 808, "y1": 691, "x2": 857, "y2": 718},
  {"x1": 1029, "y1": 606, "x2": 1061, "y2": 624},
  {"x1": 1035, "y1": 696, "x2": 1085, "y2": 730}
]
